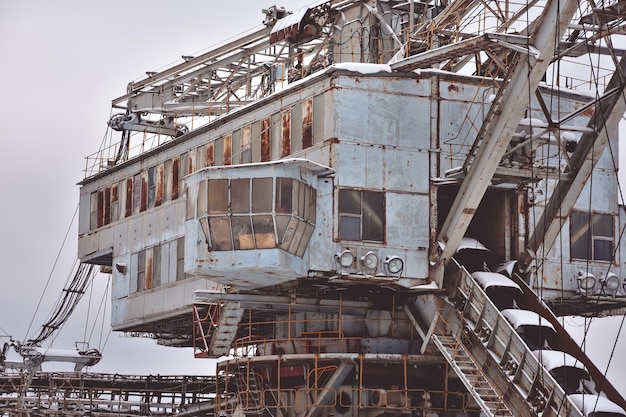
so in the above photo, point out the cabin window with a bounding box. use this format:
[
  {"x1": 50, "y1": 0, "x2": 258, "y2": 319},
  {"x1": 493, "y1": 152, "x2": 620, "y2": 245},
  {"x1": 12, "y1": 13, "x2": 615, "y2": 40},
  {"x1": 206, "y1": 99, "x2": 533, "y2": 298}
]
[
  {"x1": 199, "y1": 176, "x2": 316, "y2": 256},
  {"x1": 148, "y1": 166, "x2": 156, "y2": 209},
  {"x1": 176, "y1": 237, "x2": 186, "y2": 281},
  {"x1": 90, "y1": 192, "x2": 98, "y2": 229},
  {"x1": 339, "y1": 189, "x2": 385, "y2": 242},
  {"x1": 153, "y1": 244, "x2": 161, "y2": 287},
  {"x1": 241, "y1": 125, "x2": 252, "y2": 164},
  {"x1": 137, "y1": 249, "x2": 146, "y2": 292},
  {"x1": 570, "y1": 211, "x2": 614, "y2": 262}
]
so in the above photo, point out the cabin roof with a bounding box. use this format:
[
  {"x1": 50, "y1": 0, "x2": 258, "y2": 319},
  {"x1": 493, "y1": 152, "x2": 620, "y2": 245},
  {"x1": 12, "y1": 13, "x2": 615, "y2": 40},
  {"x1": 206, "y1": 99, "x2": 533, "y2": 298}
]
[
  {"x1": 501, "y1": 309, "x2": 556, "y2": 331},
  {"x1": 472, "y1": 271, "x2": 522, "y2": 291},
  {"x1": 532, "y1": 350, "x2": 587, "y2": 372}
]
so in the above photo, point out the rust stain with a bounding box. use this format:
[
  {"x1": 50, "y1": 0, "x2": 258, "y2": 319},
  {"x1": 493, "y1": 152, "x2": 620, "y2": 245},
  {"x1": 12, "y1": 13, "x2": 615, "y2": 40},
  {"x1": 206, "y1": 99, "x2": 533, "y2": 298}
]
[
  {"x1": 145, "y1": 250, "x2": 153, "y2": 290},
  {"x1": 223, "y1": 133, "x2": 233, "y2": 165},
  {"x1": 188, "y1": 149, "x2": 196, "y2": 174},
  {"x1": 447, "y1": 84, "x2": 462, "y2": 93},
  {"x1": 574, "y1": 101, "x2": 595, "y2": 117},
  {"x1": 281, "y1": 110, "x2": 291, "y2": 157},
  {"x1": 172, "y1": 156, "x2": 180, "y2": 200},
  {"x1": 206, "y1": 143, "x2": 214, "y2": 166},
  {"x1": 261, "y1": 118, "x2": 271, "y2": 162},
  {"x1": 462, "y1": 207, "x2": 476, "y2": 215},
  {"x1": 140, "y1": 171, "x2": 148, "y2": 212},
  {"x1": 302, "y1": 99, "x2": 313, "y2": 149},
  {"x1": 155, "y1": 164, "x2": 164, "y2": 207},
  {"x1": 125, "y1": 178, "x2": 133, "y2": 217}
]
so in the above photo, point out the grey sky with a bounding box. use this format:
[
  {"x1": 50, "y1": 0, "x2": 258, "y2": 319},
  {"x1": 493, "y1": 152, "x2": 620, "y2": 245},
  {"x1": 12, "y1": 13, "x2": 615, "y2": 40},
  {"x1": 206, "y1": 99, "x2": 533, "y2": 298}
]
[
  {"x1": 1, "y1": 0, "x2": 625, "y2": 396},
  {"x1": 0, "y1": 0, "x2": 311, "y2": 375}
]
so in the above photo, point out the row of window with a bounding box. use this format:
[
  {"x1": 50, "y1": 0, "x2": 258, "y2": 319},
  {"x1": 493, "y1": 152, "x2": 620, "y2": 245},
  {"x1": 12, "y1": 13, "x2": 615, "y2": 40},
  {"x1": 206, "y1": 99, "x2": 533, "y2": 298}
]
[
  {"x1": 136, "y1": 238, "x2": 186, "y2": 292},
  {"x1": 193, "y1": 177, "x2": 318, "y2": 256},
  {"x1": 90, "y1": 97, "x2": 323, "y2": 230}
]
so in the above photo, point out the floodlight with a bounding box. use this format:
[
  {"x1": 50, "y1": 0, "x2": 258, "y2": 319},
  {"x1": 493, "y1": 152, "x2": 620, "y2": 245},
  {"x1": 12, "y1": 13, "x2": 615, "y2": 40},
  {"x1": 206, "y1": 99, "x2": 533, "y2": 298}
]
[
  {"x1": 360, "y1": 251, "x2": 379, "y2": 274},
  {"x1": 600, "y1": 272, "x2": 621, "y2": 297},
  {"x1": 384, "y1": 256, "x2": 404, "y2": 276},
  {"x1": 576, "y1": 271, "x2": 596, "y2": 296},
  {"x1": 335, "y1": 250, "x2": 354, "y2": 272}
]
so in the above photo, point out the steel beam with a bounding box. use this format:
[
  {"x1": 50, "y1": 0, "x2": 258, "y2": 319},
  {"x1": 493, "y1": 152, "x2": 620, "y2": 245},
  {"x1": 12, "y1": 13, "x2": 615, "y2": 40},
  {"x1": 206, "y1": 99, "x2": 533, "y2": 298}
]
[
  {"x1": 430, "y1": 0, "x2": 580, "y2": 287},
  {"x1": 520, "y1": 53, "x2": 626, "y2": 269}
]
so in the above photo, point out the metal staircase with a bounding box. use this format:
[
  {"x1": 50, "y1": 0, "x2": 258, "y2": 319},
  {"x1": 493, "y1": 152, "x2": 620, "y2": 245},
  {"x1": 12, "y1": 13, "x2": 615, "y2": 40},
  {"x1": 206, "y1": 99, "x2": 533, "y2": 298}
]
[
  {"x1": 432, "y1": 334, "x2": 514, "y2": 416},
  {"x1": 235, "y1": 365, "x2": 266, "y2": 417},
  {"x1": 209, "y1": 302, "x2": 245, "y2": 357},
  {"x1": 408, "y1": 260, "x2": 583, "y2": 417}
]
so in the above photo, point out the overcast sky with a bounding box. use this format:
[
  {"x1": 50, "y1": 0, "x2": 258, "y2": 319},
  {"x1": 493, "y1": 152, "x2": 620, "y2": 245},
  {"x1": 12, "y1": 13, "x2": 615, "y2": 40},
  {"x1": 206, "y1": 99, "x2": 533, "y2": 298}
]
[
  {"x1": 1, "y1": 0, "x2": 626, "y2": 396},
  {"x1": 0, "y1": 0, "x2": 312, "y2": 376}
]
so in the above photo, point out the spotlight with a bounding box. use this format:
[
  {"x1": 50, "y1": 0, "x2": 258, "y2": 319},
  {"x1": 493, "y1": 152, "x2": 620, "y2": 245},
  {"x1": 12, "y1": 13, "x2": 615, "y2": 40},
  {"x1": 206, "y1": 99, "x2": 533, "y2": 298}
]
[
  {"x1": 576, "y1": 271, "x2": 596, "y2": 296},
  {"x1": 360, "y1": 251, "x2": 379, "y2": 275},
  {"x1": 335, "y1": 250, "x2": 354, "y2": 273},
  {"x1": 600, "y1": 272, "x2": 621, "y2": 297},
  {"x1": 384, "y1": 256, "x2": 404, "y2": 277}
]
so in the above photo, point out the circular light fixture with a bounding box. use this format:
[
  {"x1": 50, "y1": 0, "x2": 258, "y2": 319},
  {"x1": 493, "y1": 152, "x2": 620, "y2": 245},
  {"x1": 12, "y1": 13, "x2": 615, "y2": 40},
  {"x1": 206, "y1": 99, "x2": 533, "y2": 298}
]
[
  {"x1": 603, "y1": 273, "x2": 620, "y2": 296},
  {"x1": 361, "y1": 251, "x2": 379, "y2": 273},
  {"x1": 577, "y1": 271, "x2": 596, "y2": 293},
  {"x1": 385, "y1": 256, "x2": 404, "y2": 275},
  {"x1": 336, "y1": 250, "x2": 354, "y2": 268},
  {"x1": 605, "y1": 273, "x2": 620, "y2": 290}
]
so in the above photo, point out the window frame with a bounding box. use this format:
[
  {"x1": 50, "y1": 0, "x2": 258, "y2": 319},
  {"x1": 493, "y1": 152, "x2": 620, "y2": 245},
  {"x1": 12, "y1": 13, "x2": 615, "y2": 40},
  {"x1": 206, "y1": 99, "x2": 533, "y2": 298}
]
[
  {"x1": 570, "y1": 210, "x2": 614, "y2": 263},
  {"x1": 338, "y1": 189, "x2": 385, "y2": 243}
]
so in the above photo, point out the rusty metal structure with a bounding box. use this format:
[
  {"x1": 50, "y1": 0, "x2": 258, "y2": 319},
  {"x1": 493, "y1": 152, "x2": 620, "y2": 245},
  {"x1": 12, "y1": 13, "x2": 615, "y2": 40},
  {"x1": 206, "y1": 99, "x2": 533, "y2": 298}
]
[{"x1": 5, "y1": 0, "x2": 626, "y2": 415}]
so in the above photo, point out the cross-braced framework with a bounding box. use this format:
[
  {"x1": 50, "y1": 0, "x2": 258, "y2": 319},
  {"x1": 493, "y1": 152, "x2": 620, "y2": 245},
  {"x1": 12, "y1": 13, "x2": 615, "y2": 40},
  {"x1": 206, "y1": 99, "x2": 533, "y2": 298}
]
[
  {"x1": 0, "y1": 372, "x2": 218, "y2": 417},
  {"x1": 86, "y1": 0, "x2": 626, "y2": 177}
]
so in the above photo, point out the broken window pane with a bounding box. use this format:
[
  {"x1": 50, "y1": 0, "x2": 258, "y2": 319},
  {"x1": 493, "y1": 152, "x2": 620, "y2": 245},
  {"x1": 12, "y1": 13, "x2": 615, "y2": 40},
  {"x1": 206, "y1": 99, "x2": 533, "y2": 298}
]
[
  {"x1": 210, "y1": 217, "x2": 233, "y2": 250},
  {"x1": 276, "y1": 178, "x2": 293, "y2": 213},
  {"x1": 232, "y1": 216, "x2": 254, "y2": 249},
  {"x1": 253, "y1": 215, "x2": 276, "y2": 249}
]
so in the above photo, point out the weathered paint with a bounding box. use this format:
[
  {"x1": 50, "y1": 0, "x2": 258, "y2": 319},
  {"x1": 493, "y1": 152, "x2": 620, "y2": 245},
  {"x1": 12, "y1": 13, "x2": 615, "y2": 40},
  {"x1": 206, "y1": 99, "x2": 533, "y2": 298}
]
[
  {"x1": 261, "y1": 118, "x2": 271, "y2": 162},
  {"x1": 302, "y1": 98, "x2": 313, "y2": 149},
  {"x1": 223, "y1": 133, "x2": 232, "y2": 165},
  {"x1": 281, "y1": 110, "x2": 291, "y2": 157}
]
